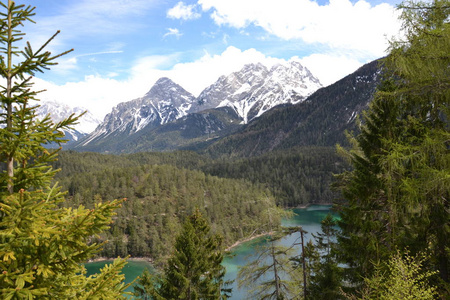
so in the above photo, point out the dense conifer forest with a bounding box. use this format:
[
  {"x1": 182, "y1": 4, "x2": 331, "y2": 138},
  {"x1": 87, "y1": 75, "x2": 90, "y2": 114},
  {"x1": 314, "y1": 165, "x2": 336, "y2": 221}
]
[
  {"x1": 52, "y1": 146, "x2": 343, "y2": 260},
  {"x1": 53, "y1": 151, "x2": 281, "y2": 262}
]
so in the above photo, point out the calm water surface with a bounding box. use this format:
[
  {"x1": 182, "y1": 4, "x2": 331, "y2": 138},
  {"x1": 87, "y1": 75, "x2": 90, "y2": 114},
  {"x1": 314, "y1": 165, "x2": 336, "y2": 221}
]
[
  {"x1": 85, "y1": 205, "x2": 332, "y2": 299},
  {"x1": 85, "y1": 260, "x2": 153, "y2": 296},
  {"x1": 223, "y1": 205, "x2": 333, "y2": 299}
]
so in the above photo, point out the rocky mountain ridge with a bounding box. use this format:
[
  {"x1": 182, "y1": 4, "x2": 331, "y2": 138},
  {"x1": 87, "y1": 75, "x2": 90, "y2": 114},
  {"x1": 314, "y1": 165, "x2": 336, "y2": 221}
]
[
  {"x1": 203, "y1": 59, "x2": 382, "y2": 158},
  {"x1": 79, "y1": 77, "x2": 195, "y2": 147},
  {"x1": 73, "y1": 59, "x2": 382, "y2": 154},
  {"x1": 191, "y1": 61, "x2": 321, "y2": 122},
  {"x1": 74, "y1": 60, "x2": 322, "y2": 150}
]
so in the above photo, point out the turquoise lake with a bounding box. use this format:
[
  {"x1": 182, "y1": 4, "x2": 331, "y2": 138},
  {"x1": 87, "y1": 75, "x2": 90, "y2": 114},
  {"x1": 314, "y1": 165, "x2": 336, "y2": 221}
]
[{"x1": 85, "y1": 205, "x2": 332, "y2": 298}]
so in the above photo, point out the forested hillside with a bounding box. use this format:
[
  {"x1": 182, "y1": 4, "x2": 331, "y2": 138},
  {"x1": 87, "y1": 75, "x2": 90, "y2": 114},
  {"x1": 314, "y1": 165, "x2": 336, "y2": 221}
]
[
  {"x1": 54, "y1": 153, "x2": 279, "y2": 263},
  {"x1": 56, "y1": 146, "x2": 346, "y2": 207},
  {"x1": 202, "y1": 146, "x2": 348, "y2": 206}
]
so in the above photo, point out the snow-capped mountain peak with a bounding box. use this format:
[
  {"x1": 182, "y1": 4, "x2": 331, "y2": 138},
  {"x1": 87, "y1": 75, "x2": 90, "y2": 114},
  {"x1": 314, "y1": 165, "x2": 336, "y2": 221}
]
[
  {"x1": 191, "y1": 60, "x2": 322, "y2": 123},
  {"x1": 37, "y1": 100, "x2": 101, "y2": 134},
  {"x1": 75, "y1": 60, "x2": 322, "y2": 150},
  {"x1": 79, "y1": 77, "x2": 196, "y2": 146}
]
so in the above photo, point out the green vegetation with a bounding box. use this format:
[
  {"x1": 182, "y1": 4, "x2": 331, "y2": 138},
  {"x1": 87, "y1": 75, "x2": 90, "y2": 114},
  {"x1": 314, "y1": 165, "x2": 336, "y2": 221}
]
[
  {"x1": 1, "y1": 0, "x2": 447, "y2": 299},
  {"x1": 50, "y1": 145, "x2": 347, "y2": 264},
  {"x1": 237, "y1": 209, "x2": 302, "y2": 300},
  {"x1": 345, "y1": 252, "x2": 438, "y2": 300},
  {"x1": 202, "y1": 147, "x2": 348, "y2": 206},
  {"x1": 134, "y1": 210, "x2": 230, "y2": 299},
  {"x1": 305, "y1": 214, "x2": 342, "y2": 300},
  {"x1": 53, "y1": 152, "x2": 278, "y2": 262},
  {"x1": 0, "y1": 1, "x2": 127, "y2": 298},
  {"x1": 236, "y1": 1, "x2": 449, "y2": 299},
  {"x1": 56, "y1": 145, "x2": 345, "y2": 208},
  {"x1": 336, "y1": 0, "x2": 449, "y2": 297}
]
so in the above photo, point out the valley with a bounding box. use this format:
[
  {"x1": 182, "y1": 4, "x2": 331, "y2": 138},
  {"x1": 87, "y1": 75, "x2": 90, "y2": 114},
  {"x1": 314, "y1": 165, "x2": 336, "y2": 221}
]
[
  {"x1": 45, "y1": 57, "x2": 380, "y2": 291},
  {"x1": 2, "y1": 0, "x2": 448, "y2": 299}
]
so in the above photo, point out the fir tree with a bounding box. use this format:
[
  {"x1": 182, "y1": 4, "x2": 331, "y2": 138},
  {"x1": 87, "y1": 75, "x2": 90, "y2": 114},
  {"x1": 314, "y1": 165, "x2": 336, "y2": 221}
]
[
  {"x1": 336, "y1": 0, "x2": 449, "y2": 295},
  {"x1": 306, "y1": 214, "x2": 343, "y2": 300},
  {"x1": 0, "y1": 1, "x2": 128, "y2": 298},
  {"x1": 135, "y1": 209, "x2": 229, "y2": 300}
]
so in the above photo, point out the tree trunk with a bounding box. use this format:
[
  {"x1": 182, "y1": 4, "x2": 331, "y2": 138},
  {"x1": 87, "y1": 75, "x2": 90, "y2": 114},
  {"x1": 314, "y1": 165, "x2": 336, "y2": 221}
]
[{"x1": 6, "y1": 0, "x2": 14, "y2": 194}]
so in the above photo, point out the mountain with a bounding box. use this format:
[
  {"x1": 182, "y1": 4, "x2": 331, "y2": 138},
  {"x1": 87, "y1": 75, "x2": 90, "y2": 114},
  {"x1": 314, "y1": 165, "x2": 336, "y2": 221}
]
[
  {"x1": 73, "y1": 61, "x2": 321, "y2": 153},
  {"x1": 202, "y1": 59, "x2": 382, "y2": 158},
  {"x1": 36, "y1": 100, "x2": 100, "y2": 144},
  {"x1": 191, "y1": 61, "x2": 322, "y2": 123},
  {"x1": 111, "y1": 107, "x2": 243, "y2": 153},
  {"x1": 75, "y1": 77, "x2": 196, "y2": 151},
  {"x1": 0, "y1": 100, "x2": 99, "y2": 145}
]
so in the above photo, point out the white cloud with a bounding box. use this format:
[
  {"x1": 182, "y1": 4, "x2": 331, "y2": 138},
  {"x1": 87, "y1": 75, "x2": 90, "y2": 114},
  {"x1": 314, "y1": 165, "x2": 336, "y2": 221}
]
[
  {"x1": 33, "y1": 76, "x2": 144, "y2": 120},
  {"x1": 163, "y1": 28, "x2": 183, "y2": 39},
  {"x1": 167, "y1": 2, "x2": 201, "y2": 20},
  {"x1": 199, "y1": 0, "x2": 401, "y2": 58},
  {"x1": 299, "y1": 53, "x2": 363, "y2": 86}
]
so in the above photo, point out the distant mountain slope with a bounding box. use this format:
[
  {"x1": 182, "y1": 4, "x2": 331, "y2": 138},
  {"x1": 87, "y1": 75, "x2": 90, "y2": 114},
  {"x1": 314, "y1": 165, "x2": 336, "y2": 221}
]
[
  {"x1": 104, "y1": 107, "x2": 243, "y2": 153},
  {"x1": 203, "y1": 59, "x2": 382, "y2": 158}
]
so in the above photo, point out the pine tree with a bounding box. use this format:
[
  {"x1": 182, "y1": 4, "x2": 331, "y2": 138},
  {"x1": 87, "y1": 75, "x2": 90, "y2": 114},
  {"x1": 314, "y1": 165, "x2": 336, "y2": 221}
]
[
  {"x1": 136, "y1": 209, "x2": 229, "y2": 300},
  {"x1": 336, "y1": 0, "x2": 449, "y2": 295},
  {"x1": 0, "y1": 1, "x2": 128, "y2": 298},
  {"x1": 307, "y1": 214, "x2": 343, "y2": 300}
]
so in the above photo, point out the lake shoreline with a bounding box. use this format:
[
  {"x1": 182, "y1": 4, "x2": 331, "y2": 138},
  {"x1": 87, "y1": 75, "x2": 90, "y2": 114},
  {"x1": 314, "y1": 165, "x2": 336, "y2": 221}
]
[
  {"x1": 290, "y1": 203, "x2": 333, "y2": 209},
  {"x1": 225, "y1": 231, "x2": 273, "y2": 252},
  {"x1": 87, "y1": 233, "x2": 272, "y2": 264},
  {"x1": 87, "y1": 256, "x2": 153, "y2": 264},
  {"x1": 87, "y1": 205, "x2": 333, "y2": 264},
  {"x1": 87, "y1": 234, "x2": 271, "y2": 263}
]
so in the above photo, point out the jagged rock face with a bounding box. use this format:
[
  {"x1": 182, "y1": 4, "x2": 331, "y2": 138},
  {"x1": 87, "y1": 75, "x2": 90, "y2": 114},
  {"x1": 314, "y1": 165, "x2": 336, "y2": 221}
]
[
  {"x1": 1, "y1": 100, "x2": 97, "y2": 145},
  {"x1": 76, "y1": 61, "x2": 322, "y2": 151},
  {"x1": 191, "y1": 61, "x2": 322, "y2": 123},
  {"x1": 81, "y1": 77, "x2": 196, "y2": 146}
]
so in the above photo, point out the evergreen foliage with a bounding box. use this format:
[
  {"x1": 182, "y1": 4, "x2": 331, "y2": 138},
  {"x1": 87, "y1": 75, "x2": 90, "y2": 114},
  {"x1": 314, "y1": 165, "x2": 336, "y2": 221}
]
[
  {"x1": 336, "y1": 0, "x2": 449, "y2": 296},
  {"x1": 344, "y1": 252, "x2": 438, "y2": 300},
  {"x1": 53, "y1": 155, "x2": 278, "y2": 261},
  {"x1": 134, "y1": 210, "x2": 230, "y2": 300},
  {"x1": 55, "y1": 146, "x2": 346, "y2": 209},
  {"x1": 202, "y1": 147, "x2": 348, "y2": 206},
  {"x1": 0, "y1": 1, "x2": 128, "y2": 298},
  {"x1": 305, "y1": 214, "x2": 343, "y2": 300}
]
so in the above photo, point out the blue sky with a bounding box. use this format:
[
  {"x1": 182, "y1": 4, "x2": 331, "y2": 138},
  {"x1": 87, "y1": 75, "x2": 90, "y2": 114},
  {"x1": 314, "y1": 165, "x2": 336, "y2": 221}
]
[{"x1": 17, "y1": 0, "x2": 403, "y2": 119}]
